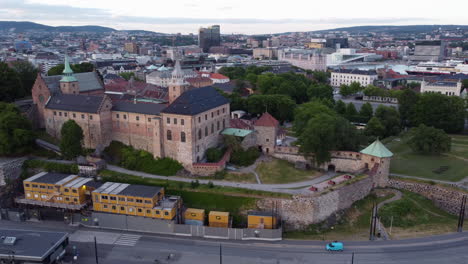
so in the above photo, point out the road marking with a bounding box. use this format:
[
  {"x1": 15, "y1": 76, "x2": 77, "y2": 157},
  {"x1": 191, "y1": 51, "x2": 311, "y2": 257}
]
[{"x1": 114, "y1": 234, "x2": 141, "y2": 246}]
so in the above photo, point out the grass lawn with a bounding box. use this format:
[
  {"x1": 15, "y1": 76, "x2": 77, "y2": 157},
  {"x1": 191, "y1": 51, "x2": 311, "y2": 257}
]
[
  {"x1": 256, "y1": 159, "x2": 321, "y2": 184},
  {"x1": 386, "y1": 134, "x2": 468, "y2": 182},
  {"x1": 202, "y1": 172, "x2": 258, "y2": 184},
  {"x1": 379, "y1": 190, "x2": 457, "y2": 239},
  {"x1": 284, "y1": 189, "x2": 394, "y2": 240}
]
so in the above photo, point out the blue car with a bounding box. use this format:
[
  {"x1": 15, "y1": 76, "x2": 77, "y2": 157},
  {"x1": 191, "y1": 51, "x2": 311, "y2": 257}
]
[{"x1": 326, "y1": 241, "x2": 344, "y2": 251}]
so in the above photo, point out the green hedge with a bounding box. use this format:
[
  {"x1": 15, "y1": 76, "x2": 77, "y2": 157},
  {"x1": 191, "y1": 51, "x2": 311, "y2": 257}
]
[
  {"x1": 230, "y1": 147, "x2": 260, "y2": 166},
  {"x1": 104, "y1": 141, "x2": 183, "y2": 176},
  {"x1": 206, "y1": 147, "x2": 226, "y2": 162},
  {"x1": 23, "y1": 159, "x2": 78, "y2": 174}
]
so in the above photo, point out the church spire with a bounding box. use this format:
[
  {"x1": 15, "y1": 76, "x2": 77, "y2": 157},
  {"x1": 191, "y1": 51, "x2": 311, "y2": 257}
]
[{"x1": 60, "y1": 55, "x2": 77, "y2": 82}]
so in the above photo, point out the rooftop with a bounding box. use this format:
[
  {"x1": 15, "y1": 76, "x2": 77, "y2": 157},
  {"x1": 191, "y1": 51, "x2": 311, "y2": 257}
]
[
  {"x1": 43, "y1": 71, "x2": 104, "y2": 93},
  {"x1": 332, "y1": 69, "x2": 378, "y2": 75},
  {"x1": 254, "y1": 112, "x2": 279, "y2": 127},
  {"x1": 112, "y1": 101, "x2": 167, "y2": 115},
  {"x1": 0, "y1": 229, "x2": 68, "y2": 262},
  {"x1": 46, "y1": 94, "x2": 106, "y2": 114},
  {"x1": 93, "y1": 182, "x2": 163, "y2": 198},
  {"x1": 24, "y1": 172, "x2": 77, "y2": 185},
  {"x1": 162, "y1": 86, "x2": 229, "y2": 116},
  {"x1": 221, "y1": 128, "x2": 253, "y2": 137},
  {"x1": 360, "y1": 139, "x2": 393, "y2": 158}
]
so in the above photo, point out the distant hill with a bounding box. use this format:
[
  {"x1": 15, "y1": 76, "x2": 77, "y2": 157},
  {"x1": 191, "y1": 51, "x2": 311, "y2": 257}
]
[
  {"x1": 312, "y1": 25, "x2": 468, "y2": 34},
  {"x1": 0, "y1": 21, "x2": 116, "y2": 33}
]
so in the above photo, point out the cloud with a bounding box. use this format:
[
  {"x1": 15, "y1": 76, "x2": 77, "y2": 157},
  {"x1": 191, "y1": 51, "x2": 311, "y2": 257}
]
[{"x1": 0, "y1": 0, "x2": 433, "y2": 33}]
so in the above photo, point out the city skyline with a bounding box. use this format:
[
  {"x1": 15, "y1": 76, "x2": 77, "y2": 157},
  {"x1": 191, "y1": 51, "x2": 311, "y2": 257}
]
[{"x1": 1, "y1": 0, "x2": 468, "y2": 34}]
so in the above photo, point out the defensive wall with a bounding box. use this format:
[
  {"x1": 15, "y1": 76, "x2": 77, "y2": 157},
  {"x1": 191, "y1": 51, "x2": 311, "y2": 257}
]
[
  {"x1": 191, "y1": 150, "x2": 231, "y2": 176},
  {"x1": 388, "y1": 178, "x2": 467, "y2": 216}
]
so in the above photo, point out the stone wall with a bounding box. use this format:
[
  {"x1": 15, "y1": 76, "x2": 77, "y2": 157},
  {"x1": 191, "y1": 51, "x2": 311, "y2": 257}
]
[
  {"x1": 0, "y1": 157, "x2": 27, "y2": 186},
  {"x1": 388, "y1": 178, "x2": 465, "y2": 216},
  {"x1": 257, "y1": 176, "x2": 374, "y2": 230},
  {"x1": 191, "y1": 150, "x2": 231, "y2": 176}
]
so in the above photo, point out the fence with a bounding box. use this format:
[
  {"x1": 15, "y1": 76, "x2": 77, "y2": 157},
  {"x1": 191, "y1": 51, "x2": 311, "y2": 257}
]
[{"x1": 74, "y1": 212, "x2": 282, "y2": 241}]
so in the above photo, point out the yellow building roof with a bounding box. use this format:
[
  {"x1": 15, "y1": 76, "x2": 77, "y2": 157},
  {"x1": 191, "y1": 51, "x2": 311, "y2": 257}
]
[
  {"x1": 185, "y1": 208, "x2": 205, "y2": 214},
  {"x1": 209, "y1": 211, "x2": 229, "y2": 216}
]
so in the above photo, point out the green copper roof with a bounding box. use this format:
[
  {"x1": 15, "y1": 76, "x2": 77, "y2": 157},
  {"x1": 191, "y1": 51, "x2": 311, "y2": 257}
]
[
  {"x1": 60, "y1": 55, "x2": 77, "y2": 82},
  {"x1": 221, "y1": 128, "x2": 253, "y2": 137},
  {"x1": 360, "y1": 139, "x2": 393, "y2": 158}
]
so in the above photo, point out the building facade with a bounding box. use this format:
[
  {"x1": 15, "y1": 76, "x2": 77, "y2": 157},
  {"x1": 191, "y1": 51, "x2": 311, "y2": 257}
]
[
  {"x1": 330, "y1": 69, "x2": 378, "y2": 87},
  {"x1": 198, "y1": 25, "x2": 221, "y2": 53},
  {"x1": 410, "y1": 40, "x2": 445, "y2": 61},
  {"x1": 420, "y1": 80, "x2": 463, "y2": 96},
  {"x1": 278, "y1": 49, "x2": 327, "y2": 71}
]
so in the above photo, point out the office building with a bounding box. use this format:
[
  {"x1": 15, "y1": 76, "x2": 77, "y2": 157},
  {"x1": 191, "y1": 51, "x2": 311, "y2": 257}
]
[
  {"x1": 331, "y1": 69, "x2": 378, "y2": 87},
  {"x1": 198, "y1": 25, "x2": 221, "y2": 52},
  {"x1": 411, "y1": 40, "x2": 445, "y2": 61}
]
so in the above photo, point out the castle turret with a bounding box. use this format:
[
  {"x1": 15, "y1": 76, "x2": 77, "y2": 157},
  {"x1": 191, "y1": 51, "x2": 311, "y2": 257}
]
[
  {"x1": 360, "y1": 139, "x2": 393, "y2": 187},
  {"x1": 59, "y1": 55, "x2": 79, "y2": 94},
  {"x1": 168, "y1": 59, "x2": 190, "y2": 104}
]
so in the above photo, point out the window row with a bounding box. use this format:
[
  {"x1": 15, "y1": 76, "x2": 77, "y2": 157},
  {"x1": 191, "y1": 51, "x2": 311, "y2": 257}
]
[
  {"x1": 101, "y1": 205, "x2": 170, "y2": 215},
  {"x1": 197, "y1": 108, "x2": 227, "y2": 124},
  {"x1": 166, "y1": 117, "x2": 185, "y2": 125},
  {"x1": 97, "y1": 195, "x2": 151, "y2": 204},
  {"x1": 116, "y1": 113, "x2": 153, "y2": 122},
  {"x1": 53, "y1": 111, "x2": 92, "y2": 120}
]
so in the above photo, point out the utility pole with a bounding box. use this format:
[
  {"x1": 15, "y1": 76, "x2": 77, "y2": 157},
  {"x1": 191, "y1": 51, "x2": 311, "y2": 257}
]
[
  {"x1": 94, "y1": 236, "x2": 99, "y2": 264},
  {"x1": 219, "y1": 244, "x2": 222, "y2": 264},
  {"x1": 369, "y1": 202, "x2": 377, "y2": 240},
  {"x1": 457, "y1": 195, "x2": 467, "y2": 232},
  {"x1": 351, "y1": 252, "x2": 354, "y2": 264}
]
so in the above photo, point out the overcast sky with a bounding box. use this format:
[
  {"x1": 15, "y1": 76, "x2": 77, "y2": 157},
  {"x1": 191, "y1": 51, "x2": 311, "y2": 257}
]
[{"x1": 1, "y1": 0, "x2": 468, "y2": 34}]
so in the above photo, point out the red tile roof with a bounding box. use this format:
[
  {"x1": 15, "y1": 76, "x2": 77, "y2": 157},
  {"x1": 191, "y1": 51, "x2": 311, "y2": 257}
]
[
  {"x1": 230, "y1": 118, "x2": 252, "y2": 130},
  {"x1": 254, "y1": 112, "x2": 279, "y2": 127},
  {"x1": 210, "y1": 73, "x2": 229, "y2": 80}
]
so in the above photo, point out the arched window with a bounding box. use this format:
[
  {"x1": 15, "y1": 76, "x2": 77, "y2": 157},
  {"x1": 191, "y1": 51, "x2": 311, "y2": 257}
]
[
  {"x1": 181, "y1": 132, "x2": 186, "y2": 143},
  {"x1": 222, "y1": 119, "x2": 226, "y2": 129},
  {"x1": 205, "y1": 127, "x2": 208, "y2": 136},
  {"x1": 198, "y1": 129, "x2": 202, "y2": 140},
  {"x1": 211, "y1": 123, "x2": 214, "y2": 134},
  {"x1": 167, "y1": 130, "x2": 172, "y2": 140}
]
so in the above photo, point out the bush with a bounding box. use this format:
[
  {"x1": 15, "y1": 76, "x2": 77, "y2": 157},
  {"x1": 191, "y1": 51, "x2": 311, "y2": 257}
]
[
  {"x1": 24, "y1": 160, "x2": 79, "y2": 174},
  {"x1": 104, "y1": 141, "x2": 183, "y2": 176},
  {"x1": 190, "y1": 180, "x2": 200, "y2": 189},
  {"x1": 214, "y1": 170, "x2": 226, "y2": 179},
  {"x1": 230, "y1": 147, "x2": 260, "y2": 167},
  {"x1": 206, "y1": 147, "x2": 225, "y2": 162},
  {"x1": 208, "y1": 181, "x2": 214, "y2": 188}
]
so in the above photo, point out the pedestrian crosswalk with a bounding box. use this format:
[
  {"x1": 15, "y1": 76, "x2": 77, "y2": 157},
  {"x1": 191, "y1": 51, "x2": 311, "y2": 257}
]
[{"x1": 114, "y1": 234, "x2": 141, "y2": 246}]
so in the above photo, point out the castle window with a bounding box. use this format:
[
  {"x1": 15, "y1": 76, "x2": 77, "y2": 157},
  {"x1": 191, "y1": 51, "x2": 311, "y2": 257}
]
[
  {"x1": 222, "y1": 119, "x2": 226, "y2": 129},
  {"x1": 217, "y1": 110, "x2": 220, "y2": 115},
  {"x1": 59, "y1": 112, "x2": 62, "y2": 116},
  {"x1": 64, "y1": 113, "x2": 68, "y2": 117},
  {"x1": 196, "y1": 145, "x2": 200, "y2": 152},
  {"x1": 148, "y1": 118, "x2": 151, "y2": 122},
  {"x1": 167, "y1": 130, "x2": 172, "y2": 140},
  {"x1": 222, "y1": 108, "x2": 225, "y2": 114},
  {"x1": 211, "y1": 112, "x2": 214, "y2": 118},
  {"x1": 81, "y1": 114, "x2": 85, "y2": 119},
  {"x1": 167, "y1": 117, "x2": 170, "y2": 124},
  {"x1": 205, "y1": 114, "x2": 207, "y2": 120},
  {"x1": 136, "y1": 116, "x2": 139, "y2": 121},
  {"x1": 198, "y1": 129, "x2": 202, "y2": 140},
  {"x1": 116, "y1": 114, "x2": 119, "y2": 118},
  {"x1": 73, "y1": 113, "x2": 76, "y2": 118},
  {"x1": 205, "y1": 127, "x2": 208, "y2": 136},
  {"x1": 181, "y1": 132, "x2": 186, "y2": 142},
  {"x1": 123, "y1": 114, "x2": 127, "y2": 120},
  {"x1": 181, "y1": 119, "x2": 184, "y2": 125},
  {"x1": 217, "y1": 121, "x2": 220, "y2": 130},
  {"x1": 211, "y1": 124, "x2": 214, "y2": 134},
  {"x1": 198, "y1": 116, "x2": 201, "y2": 123},
  {"x1": 90, "y1": 115, "x2": 93, "y2": 120},
  {"x1": 174, "y1": 118, "x2": 177, "y2": 124}
]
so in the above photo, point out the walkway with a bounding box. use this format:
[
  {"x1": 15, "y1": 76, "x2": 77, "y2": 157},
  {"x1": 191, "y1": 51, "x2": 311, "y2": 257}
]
[
  {"x1": 107, "y1": 165, "x2": 336, "y2": 195},
  {"x1": 390, "y1": 173, "x2": 468, "y2": 189},
  {"x1": 375, "y1": 189, "x2": 403, "y2": 241}
]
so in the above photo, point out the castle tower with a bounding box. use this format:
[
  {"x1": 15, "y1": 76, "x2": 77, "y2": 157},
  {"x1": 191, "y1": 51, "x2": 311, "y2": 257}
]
[
  {"x1": 168, "y1": 59, "x2": 190, "y2": 104},
  {"x1": 59, "y1": 55, "x2": 79, "y2": 94},
  {"x1": 359, "y1": 139, "x2": 393, "y2": 187}
]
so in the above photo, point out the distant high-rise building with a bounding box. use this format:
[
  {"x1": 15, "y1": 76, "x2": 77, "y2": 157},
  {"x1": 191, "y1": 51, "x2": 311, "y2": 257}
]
[
  {"x1": 410, "y1": 40, "x2": 445, "y2": 61},
  {"x1": 124, "y1": 42, "x2": 139, "y2": 54},
  {"x1": 198, "y1": 25, "x2": 221, "y2": 53},
  {"x1": 325, "y1": 38, "x2": 349, "y2": 49}
]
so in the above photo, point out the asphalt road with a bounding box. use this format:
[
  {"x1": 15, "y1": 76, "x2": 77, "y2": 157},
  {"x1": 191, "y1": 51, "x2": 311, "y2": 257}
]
[{"x1": 2, "y1": 220, "x2": 468, "y2": 264}]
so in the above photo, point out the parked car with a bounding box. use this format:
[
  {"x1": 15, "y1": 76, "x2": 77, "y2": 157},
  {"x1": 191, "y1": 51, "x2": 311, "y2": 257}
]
[{"x1": 326, "y1": 241, "x2": 344, "y2": 251}]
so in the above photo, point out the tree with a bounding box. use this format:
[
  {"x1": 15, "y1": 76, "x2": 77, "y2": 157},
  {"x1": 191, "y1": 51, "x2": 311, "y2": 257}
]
[
  {"x1": 398, "y1": 88, "x2": 419, "y2": 127},
  {"x1": 10, "y1": 61, "x2": 38, "y2": 96},
  {"x1": 47, "y1": 63, "x2": 95, "y2": 76},
  {"x1": 334, "y1": 100, "x2": 347, "y2": 116},
  {"x1": 349, "y1": 82, "x2": 363, "y2": 94},
  {"x1": 375, "y1": 105, "x2": 401, "y2": 137},
  {"x1": 339, "y1": 84, "x2": 353, "y2": 97},
  {"x1": 307, "y1": 83, "x2": 333, "y2": 101},
  {"x1": 364, "y1": 117, "x2": 386, "y2": 139},
  {"x1": 246, "y1": 94, "x2": 295, "y2": 122},
  {"x1": 0, "y1": 62, "x2": 24, "y2": 102},
  {"x1": 408, "y1": 124, "x2": 451, "y2": 155},
  {"x1": 293, "y1": 101, "x2": 335, "y2": 135},
  {"x1": 345, "y1": 103, "x2": 358, "y2": 122},
  {"x1": 312, "y1": 71, "x2": 329, "y2": 83},
  {"x1": 359, "y1": 102, "x2": 374, "y2": 123},
  {"x1": 363, "y1": 85, "x2": 387, "y2": 97},
  {"x1": 462, "y1": 79, "x2": 468, "y2": 90},
  {"x1": 60, "y1": 120, "x2": 84, "y2": 159},
  {"x1": 413, "y1": 93, "x2": 465, "y2": 133},
  {"x1": 299, "y1": 114, "x2": 336, "y2": 165},
  {"x1": 119, "y1": 72, "x2": 136, "y2": 81},
  {"x1": 0, "y1": 103, "x2": 34, "y2": 155}
]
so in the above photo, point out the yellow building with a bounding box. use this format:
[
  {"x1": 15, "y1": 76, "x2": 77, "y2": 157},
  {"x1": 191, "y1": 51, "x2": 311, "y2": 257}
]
[
  {"x1": 22, "y1": 172, "x2": 98, "y2": 209},
  {"x1": 247, "y1": 211, "x2": 278, "y2": 229},
  {"x1": 208, "y1": 211, "x2": 229, "y2": 228},
  {"x1": 184, "y1": 208, "x2": 205, "y2": 225},
  {"x1": 92, "y1": 182, "x2": 179, "y2": 220}
]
